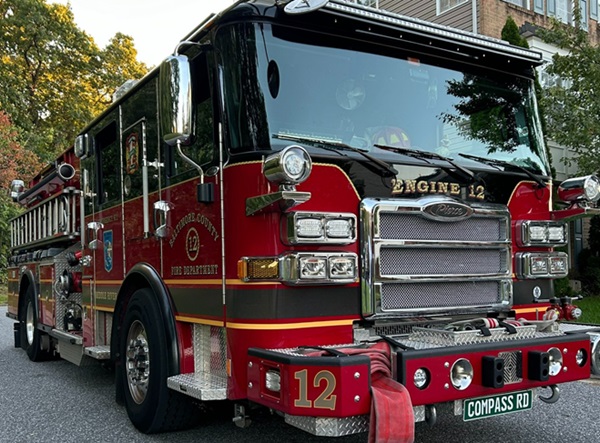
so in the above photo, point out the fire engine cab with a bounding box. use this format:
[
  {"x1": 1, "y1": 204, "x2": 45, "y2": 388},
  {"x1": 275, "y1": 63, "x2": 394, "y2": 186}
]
[{"x1": 7, "y1": 0, "x2": 600, "y2": 440}]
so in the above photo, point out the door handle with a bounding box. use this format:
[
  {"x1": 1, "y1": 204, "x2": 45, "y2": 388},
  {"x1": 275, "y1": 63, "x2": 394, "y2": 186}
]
[
  {"x1": 153, "y1": 201, "x2": 172, "y2": 238},
  {"x1": 87, "y1": 221, "x2": 104, "y2": 250}
]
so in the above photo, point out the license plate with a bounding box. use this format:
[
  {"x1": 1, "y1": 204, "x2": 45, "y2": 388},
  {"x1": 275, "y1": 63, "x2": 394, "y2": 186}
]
[{"x1": 463, "y1": 390, "x2": 532, "y2": 422}]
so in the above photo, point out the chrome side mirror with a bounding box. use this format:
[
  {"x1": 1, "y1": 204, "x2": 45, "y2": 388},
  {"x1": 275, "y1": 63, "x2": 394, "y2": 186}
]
[{"x1": 159, "y1": 55, "x2": 193, "y2": 147}]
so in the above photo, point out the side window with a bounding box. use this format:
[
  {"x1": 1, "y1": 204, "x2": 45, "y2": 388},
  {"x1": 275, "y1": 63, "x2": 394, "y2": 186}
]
[
  {"x1": 168, "y1": 52, "x2": 214, "y2": 182},
  {"x1": 122, "y1": 121, "x2": 145, "y2": 200},
  {"x1": 95, "y1": 121, "x2": 120, "y2": 208}
]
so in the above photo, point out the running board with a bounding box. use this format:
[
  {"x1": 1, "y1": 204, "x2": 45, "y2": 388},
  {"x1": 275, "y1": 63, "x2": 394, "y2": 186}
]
[
  {"x1": 84, "y1": 345, "x2": 110, "y2": 360},
  {"x1": 167, "y1": 373, "x2": 227, "y2": 400}
]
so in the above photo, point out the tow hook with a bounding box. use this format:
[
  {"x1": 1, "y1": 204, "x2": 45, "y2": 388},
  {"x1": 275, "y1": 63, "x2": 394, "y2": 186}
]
[
  {"x1": 539, "y1": 385, "x2": 560, "y2": 404},
  {"x1": 425, "y1": 405, "x2": 437, "y2": 427}
]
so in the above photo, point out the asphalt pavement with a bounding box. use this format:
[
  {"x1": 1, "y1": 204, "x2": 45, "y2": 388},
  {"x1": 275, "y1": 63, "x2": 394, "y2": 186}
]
[{"x1": 1, "y1": 305, "x2": 599, "y2": 443}]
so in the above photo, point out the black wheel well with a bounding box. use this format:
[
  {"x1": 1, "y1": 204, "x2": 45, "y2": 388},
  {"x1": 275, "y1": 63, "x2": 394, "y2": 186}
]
[
  {"x1": 110, "y1": 263, "x2": 180, "y2": 402},
  {"x1": 17, "y1": 273, "x2": 35, "y2": 321}
]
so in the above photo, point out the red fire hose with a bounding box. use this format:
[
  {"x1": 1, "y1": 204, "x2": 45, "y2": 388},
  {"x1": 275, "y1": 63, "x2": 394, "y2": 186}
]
[{"x1": 308, "y1": 342, "x2": 414, "y2": 442}]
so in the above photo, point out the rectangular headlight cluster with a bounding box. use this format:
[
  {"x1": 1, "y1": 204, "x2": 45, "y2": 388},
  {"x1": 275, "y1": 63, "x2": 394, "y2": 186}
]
[
  {"x1": 516, "y1": 252, "x2": 569, "y2": 279},
  {"x1": 281, "y1": 253, "x2": 358, "y2": 285},
  {"x1": 282, "y1": 212, "x2": 357, "y2": 245},
  {"x1": 517, "y1": 221, "x2": 567, "y2": 247},
  {"x1": 237, "y1": 253, "x2": 358, "y2": 285}
]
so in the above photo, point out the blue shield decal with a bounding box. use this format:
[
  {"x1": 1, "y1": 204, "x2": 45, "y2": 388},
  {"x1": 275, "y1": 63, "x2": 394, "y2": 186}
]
[{"x1": 104, "y1": 230, "x2": 113, "y2": 272}]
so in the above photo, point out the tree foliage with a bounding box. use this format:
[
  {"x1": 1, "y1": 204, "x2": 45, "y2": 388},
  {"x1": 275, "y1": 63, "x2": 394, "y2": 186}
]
[
  {"x1": 539, "y1": 10, "x2": 600, "y2": 174},
  {"x1": 0, "y1": 0, "x2": 148, "y2": 162}
]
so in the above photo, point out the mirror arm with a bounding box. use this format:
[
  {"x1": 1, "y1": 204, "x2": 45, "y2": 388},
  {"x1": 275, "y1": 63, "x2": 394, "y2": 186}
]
[{"x1": 176, "y1": 139, "x2": 205, "y2": 184}]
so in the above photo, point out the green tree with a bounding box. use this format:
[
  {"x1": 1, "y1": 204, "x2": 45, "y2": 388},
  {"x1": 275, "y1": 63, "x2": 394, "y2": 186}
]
[
  {"x1": 0, "y1": 111, "x2": 41, "y2": 283},
  {"x1": 539, "y1": 9, "x2": 600, "y2": 174},
  {"x1": 0, "y1": 0, "x2": 148, "y2": 161}
]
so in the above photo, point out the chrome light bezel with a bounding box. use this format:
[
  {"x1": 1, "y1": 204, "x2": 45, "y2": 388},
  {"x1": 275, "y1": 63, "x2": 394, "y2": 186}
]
[
  {"x1": 548, "y1": 347, "x2": 563, "y2": 376},
  {"x1": 280, "y1": 252, "x2": 358, "y2": 285},
  {"x1": 517, "y1": 220, "x2": 567, "y2": 247},
  {"x1": 263, "y1": 145, "x2": 312, "y2": 186},
  {"x1": 516, "y1": 252, "x2": 569, "y2": 279},
  {"x1": 282, "y1": 211, "x2": 357, "y2": 245},
  {"x1": 450, "y1": 358, "x2": 473, "y2": 390},
  {"x1": 558, "y1": 175, "x2": 600, "y2": 203}
]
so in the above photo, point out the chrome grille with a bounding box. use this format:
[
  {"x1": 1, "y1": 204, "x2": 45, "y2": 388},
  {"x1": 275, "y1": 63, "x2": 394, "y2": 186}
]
[
  {"x1": 379, "y1": 248, "x2": 508, "y2": 276},
  {"x1": 379, "y1": 281, "x2": 501, "y2": 311},
  {"x1": 361, "y1": 196, "x2": 512, "y2": 318},
  {"x1": 379, "y1": 213, "x2": 507, "y2": 242}
]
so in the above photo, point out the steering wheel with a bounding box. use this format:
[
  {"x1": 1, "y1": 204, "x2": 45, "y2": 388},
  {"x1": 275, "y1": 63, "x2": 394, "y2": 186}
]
[{"x1": 371, "y1": 126, "x2": 411, "y2": 148}]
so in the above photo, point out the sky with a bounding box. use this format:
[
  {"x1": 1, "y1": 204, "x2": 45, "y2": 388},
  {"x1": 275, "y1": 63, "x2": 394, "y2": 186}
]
[{"x1": 51, "y1": 0, "x2": 236, "y2": 67}]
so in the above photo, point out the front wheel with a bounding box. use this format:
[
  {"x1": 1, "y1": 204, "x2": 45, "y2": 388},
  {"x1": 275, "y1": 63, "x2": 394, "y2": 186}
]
[
  {"x1": 20, "y1": 286, "x2": 49, "y2": 362},
  {"x1": 120, "y1": 288, "x2": 199, "y2": 433}
]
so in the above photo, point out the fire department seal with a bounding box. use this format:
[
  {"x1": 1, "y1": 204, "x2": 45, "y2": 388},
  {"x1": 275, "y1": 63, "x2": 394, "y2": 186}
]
[
  {"x1": 125, "y1": 132, "x2": 139, "y2": 175},
  {"x1": 104, "y1": 230, "x2": 113, "y2": 272}
]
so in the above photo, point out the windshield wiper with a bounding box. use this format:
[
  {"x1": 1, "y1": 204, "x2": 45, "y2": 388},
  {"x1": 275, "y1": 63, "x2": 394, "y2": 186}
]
[
  {"x1": 273, "y1": 134, "x2": 397, "y2": 177},
  {"x1": 374, "y1": 144, "x2": 476, "y2": 183},
  {"x1": 458, "y1": 153, "x2": 547, "y2": 188}
]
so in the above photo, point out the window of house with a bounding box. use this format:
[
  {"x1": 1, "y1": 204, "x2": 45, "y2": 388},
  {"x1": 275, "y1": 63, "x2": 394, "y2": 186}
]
[
  {"x1": 503, "y1": 0, "x2": 530, "y2": 8},
  {"x1": 553, "y1": 0, "x2": 573, "y2": 23},
  {"x1": 437, "y1": 0, "x2": 469, "y2": 15}
]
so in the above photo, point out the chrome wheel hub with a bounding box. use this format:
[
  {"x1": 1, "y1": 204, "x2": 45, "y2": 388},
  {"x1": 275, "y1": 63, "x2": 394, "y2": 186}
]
[
  {"x1": 26, "y1": 301, "x2": 35, "y2": 345},
  {"x1": 126, "y1": 320, "x2": 150, "y2": 404}
]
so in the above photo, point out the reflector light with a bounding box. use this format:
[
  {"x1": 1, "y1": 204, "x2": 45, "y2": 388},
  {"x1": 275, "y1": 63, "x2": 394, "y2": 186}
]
[{"x1": 238, "y1": 258, "x2": 279, "y2": 281}]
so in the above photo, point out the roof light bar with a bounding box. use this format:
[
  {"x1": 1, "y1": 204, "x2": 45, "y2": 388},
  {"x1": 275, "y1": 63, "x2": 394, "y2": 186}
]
[{"x1": 325, "y1": 0, "x2": 543, "y2": 63}]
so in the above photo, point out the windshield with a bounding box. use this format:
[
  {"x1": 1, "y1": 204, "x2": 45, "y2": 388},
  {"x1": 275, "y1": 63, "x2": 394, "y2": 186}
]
[{"x1": 217, "y1": 23, "x2": 549, "y2": 176}]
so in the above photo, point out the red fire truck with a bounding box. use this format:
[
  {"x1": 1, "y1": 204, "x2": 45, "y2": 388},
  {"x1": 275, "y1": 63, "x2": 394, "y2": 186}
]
[{"x1": 6, "y1": 0, "x2": 600, "y2": 440}]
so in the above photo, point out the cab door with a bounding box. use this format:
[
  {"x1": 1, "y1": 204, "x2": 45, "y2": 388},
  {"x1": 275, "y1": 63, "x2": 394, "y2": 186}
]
[
  {"x1": 81, "y1": 118, "x2": 123, "y2": 346},
  {"x1": 121, "y1": 78, "x2": 163, "y2": 278}
]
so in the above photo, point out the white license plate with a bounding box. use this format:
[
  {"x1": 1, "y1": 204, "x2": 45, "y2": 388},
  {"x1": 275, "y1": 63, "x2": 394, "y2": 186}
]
[{"x1": 463, "y1": 390, "x2": 532, "y2": 421}]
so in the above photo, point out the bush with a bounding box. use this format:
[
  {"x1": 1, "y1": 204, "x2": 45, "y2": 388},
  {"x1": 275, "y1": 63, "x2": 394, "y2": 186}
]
[{"x1": 577, "y1": 248, "x2": 600, "y2": 295}]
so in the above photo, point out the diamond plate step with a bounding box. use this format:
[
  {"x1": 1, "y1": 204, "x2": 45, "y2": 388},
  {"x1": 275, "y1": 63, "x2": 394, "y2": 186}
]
[
  {"x1": 167, "y1": 373, "x2": 227, "y2": 401},
  {"x1": 83, "y1": 345, "x2": 110, "y2": 360}
]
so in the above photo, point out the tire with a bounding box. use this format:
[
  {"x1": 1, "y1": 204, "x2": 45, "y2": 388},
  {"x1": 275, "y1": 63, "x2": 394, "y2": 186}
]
[
  {"x1": 120, "y1": 288, "x2": 199, "y2": 433},
  {"x1": 20, "y1": 286, "x2": 49, "y2": 362}
]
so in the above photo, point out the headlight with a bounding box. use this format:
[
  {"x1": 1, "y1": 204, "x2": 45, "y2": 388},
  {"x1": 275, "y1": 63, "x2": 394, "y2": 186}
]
[
  {"x1": 517, "y1": 221, "x2": 567, "y2": 246},
  {"x1": 238, "y1": 253, "x2": 358, "y2": 285},
  {"x1": 516, "y1": 252, "x2": 569, "y2": 279},
  {"x1": 450, "y1": 359, "x2": 473, "y2": 390},
  {"x1": 413, "y1": 368, "x2": 430, "y2": 389},
  {"x1": 282, "y1": 212, "x2": 357, "y2": 245},
  {"x1": 558, "y1": 175, "x2": 600, "y2": 203},
  {"x1": 281, "y1": 252, "x2": 358, "y2": 285},
  {"x1": 264, "y1": 145, "x2": 312, "y2": 185},
  {"x1": 548, "y1": 347, "x2": 563, "y2": 376}
]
